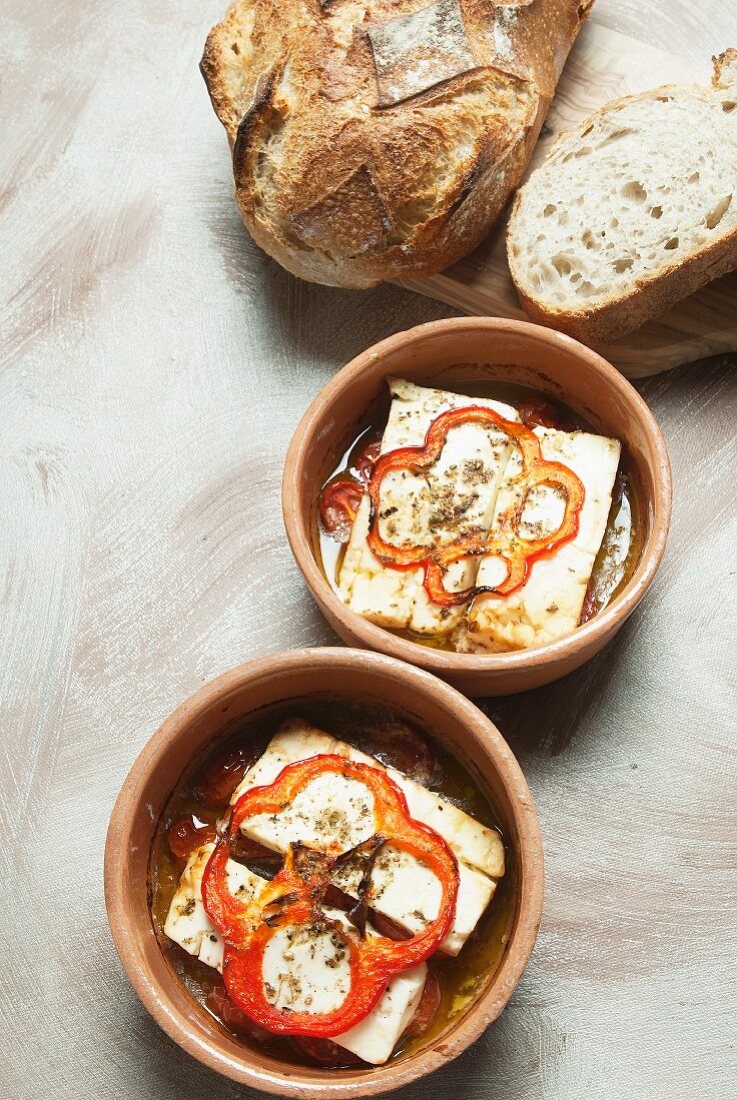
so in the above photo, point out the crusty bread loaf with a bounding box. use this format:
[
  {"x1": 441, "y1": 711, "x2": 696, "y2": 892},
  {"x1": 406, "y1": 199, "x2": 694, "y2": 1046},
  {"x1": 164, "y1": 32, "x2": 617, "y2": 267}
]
[
  {"x1": 201, "y1": 0, "x2": 593, "y2": 288},
  {"x1": 507, "y1": 50, "x2": 737, "y2": 344}
]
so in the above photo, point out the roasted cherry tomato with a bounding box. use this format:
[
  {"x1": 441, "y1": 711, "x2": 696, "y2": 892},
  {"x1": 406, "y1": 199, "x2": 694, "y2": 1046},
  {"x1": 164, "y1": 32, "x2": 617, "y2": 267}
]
[
  {"x1": 517, "y1": 397, "x2": 574, "y2": 432},
  {"x1": 205, "y1": 982, "x2": 275, "y2": 1044},
  {"x1": 167, "y1": 815, "x2": 216, "y2": 862},
  {"x1": 294, "y1": 1036, "x2": 364, "y2": 1067},
  {"x1": 195, "y1": 744, "x2": 258, "y2": 806},
  {"x1": 319, "y1": 478, "x2": 364, "y2": 544},
  {"x1": 352, "y1": 440, "x2": 381, "y2": 485},
  {"x1": 402, "y1": 971, "x2": 441, "y2": 1040},
  {"x1": 329, "y1": 706, "x2": 437, "y2": 788},
  {"x1": 353, "y1": 716, "x2": 436, "y2": 787}
]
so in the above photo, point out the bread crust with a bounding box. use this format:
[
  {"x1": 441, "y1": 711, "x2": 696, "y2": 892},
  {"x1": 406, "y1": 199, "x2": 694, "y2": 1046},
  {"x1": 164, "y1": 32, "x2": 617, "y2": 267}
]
[
  {"x1": 507, "y1": 49, "x2": 737, "y2": 345},
  {"x1": 201, "y1": 0, "x2": 593, "y2": 288}
]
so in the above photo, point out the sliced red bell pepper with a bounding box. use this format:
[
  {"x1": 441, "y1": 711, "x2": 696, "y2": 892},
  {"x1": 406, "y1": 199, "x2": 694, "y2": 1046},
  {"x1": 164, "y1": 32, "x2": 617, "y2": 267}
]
[
  {"x1": 201, "y1": 754, "x2": 458, "y2": 1037},
  {"x1": 365, "y1": 404, "x2": 586, "y2": 606}
]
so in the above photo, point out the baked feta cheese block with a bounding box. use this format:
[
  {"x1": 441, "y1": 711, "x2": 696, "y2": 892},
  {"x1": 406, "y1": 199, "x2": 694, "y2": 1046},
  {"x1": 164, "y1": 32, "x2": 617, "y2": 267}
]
[
  {"x1": 331, "y1": 378, "x2": 623, "y2": 652},
  {"x1": 339, "y1": 378, "x2": 519, "y2": 635},
  {"x1": 165, "y1": 843, "x2": 427, "y2": 1065},
  {"x1": 467, "y1": 427, "x2": 621, "y2": 649},
  {"x1": 230, "y1": 718, "x2": 505, "y2": 955},
  {"x1": 164, "y1": 842, "x2": 260, "y2": 972}
]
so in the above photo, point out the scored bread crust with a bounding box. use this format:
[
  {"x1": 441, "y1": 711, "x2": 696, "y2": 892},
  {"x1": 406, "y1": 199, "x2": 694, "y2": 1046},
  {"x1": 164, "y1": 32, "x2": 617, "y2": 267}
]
[
  {"x1": 201, "y1": 0, "x2": 593, "y2": 288},
  {"x1": 507, "y1": 49, "x2": 737, "y2": 345}
]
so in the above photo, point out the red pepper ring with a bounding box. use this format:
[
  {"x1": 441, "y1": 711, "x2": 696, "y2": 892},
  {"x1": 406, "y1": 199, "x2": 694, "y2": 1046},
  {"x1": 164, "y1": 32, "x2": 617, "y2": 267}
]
[
  {"x1": 201, "y1": 754, "x2": 459, "y2": 1038},
  {"x1": 366, "y1": 405, "x2": 586, "y2": 607}
]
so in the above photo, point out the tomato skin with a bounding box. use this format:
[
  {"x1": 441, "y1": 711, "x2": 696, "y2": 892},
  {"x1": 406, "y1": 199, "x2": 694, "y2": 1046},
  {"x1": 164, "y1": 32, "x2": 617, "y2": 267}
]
[
  {"x1": 195, "y1": 744, "x2": 258, "y2": 806},
  {"x1": 294, "y1": 1036, "x2": 365, "y2": 1067},
  {"x1": 329, "y1": 706, "x2": 437, "y2": 787},
  {"x1": 353, "y1": 440, "x2": 381, "y2": 485},
  {"x1": 354, "y1": 715, "x2": 436, "y2": 787},
  {"x1": 167, "y1": 816, "x2": 216, "y2": 862},
  {"x1": 402, "y1": 971, "x2": 441, "y2": 1041},
  {"x1": 206, "y1": 983, "x2": 275, "y2": 1044},
  {"x1": 517, "y1": 397, "x2": 571, "y2": 431},
  {"x1": 319, "y1": 479, "x2": 364, "y2": 543},
  {"x1": 319, "y1": 441, "x2": 379, "y2": 544}
]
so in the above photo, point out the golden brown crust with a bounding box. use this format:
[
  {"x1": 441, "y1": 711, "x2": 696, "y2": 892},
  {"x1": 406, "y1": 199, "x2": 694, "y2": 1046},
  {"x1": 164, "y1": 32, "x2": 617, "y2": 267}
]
[
  {"x1": 201, "y1": 0, "x2": 593, "y2": 287},
  {"x1": 507, "y1": 48, "x2": 737, "y2": 346},
  {"x1": 714, "y1": 46, "x2": 737, "y2": 87}
]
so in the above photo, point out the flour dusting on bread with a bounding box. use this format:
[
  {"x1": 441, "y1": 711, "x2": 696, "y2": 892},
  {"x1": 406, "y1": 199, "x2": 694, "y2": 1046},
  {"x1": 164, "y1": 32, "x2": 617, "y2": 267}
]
[
  {"x1": 201, "y1": 0, "x2": 593, "y2": 287},
  {"x1": 369, "y1": 0, "x2": 477, "y2": 108},
  {"x1": 492, "y1": 5, "x2": 518, "y2": 64}
]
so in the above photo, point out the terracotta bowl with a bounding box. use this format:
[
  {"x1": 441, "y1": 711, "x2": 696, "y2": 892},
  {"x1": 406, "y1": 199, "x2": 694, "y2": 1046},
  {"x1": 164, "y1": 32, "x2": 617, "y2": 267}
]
[
  {"x1": 104, "y1": 648, "x2": 543, "y2": 1098},
  {"x1": 283, "y1": 318, "x2": 672, "y2": 696}
]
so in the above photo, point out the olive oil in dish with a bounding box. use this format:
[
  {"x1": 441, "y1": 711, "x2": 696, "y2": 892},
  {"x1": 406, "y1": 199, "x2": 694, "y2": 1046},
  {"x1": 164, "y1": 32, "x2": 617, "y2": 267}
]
[
  {"x1": 317, "y1": 378, "x2": 643, "y2": 653},
  {"x1": 150, "y1": 702, "x2": 515, "y2": 1069}
]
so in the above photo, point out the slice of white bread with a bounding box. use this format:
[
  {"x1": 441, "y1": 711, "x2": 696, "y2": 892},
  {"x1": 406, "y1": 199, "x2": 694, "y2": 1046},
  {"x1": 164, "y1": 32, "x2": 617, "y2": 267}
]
[{"x1": 506, "y1": 50, "x2": 737, "y2": 344}]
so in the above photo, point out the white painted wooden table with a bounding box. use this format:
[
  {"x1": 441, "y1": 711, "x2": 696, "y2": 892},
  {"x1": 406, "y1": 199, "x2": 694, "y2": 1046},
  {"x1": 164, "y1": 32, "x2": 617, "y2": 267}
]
[{"x1": 2, "y1": 2, "x2": 735, "y2": 1098}]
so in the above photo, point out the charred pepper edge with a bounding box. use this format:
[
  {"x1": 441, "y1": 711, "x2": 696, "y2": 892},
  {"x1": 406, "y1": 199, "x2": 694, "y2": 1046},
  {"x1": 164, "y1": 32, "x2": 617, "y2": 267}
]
[
  {"x1": 200, "y1": 754, "x2": 459, "y2": 1038},
  {"x1": 362, "y1": 404, "x2": 586, "y2": 607}
]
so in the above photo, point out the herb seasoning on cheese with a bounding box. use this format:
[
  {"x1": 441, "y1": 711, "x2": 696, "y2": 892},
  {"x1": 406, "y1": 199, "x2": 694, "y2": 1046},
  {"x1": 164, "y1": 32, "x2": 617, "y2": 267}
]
[
  {"x1": 151, "y1": 702, "x2": 514, "y2": 1069},
  {"x1": 318, "y1": 378, "x2": 642, "y2": 652}
]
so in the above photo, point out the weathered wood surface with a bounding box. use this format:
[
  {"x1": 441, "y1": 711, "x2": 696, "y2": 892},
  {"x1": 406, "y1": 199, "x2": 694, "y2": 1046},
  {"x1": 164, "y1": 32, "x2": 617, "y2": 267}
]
[
  {"x1": 1, "y1": 2, "x2": 735, "y2": 1100},
  {"x1": 403, "y1": 21, "x2": 737, "y2": 378}
]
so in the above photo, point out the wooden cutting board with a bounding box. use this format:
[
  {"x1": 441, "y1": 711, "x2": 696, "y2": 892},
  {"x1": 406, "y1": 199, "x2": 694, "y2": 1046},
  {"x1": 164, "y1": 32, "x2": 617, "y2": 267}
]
[{"x1": 401, "y1": 22, "x2": 737, "y2": 379}]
